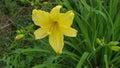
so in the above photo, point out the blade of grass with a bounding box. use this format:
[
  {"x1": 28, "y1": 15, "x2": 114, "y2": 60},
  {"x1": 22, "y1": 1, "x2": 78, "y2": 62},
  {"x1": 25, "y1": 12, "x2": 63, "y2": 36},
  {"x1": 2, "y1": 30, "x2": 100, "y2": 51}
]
[
  {"x1": 76, "y1": 52, "x2": 89, "y2": 68},
  {"x1": 104, "y1": 55, "x2": 109, "y2": 68},
  {"x1": 109, "y1": 0, "x2": 119, "y2": 19}
]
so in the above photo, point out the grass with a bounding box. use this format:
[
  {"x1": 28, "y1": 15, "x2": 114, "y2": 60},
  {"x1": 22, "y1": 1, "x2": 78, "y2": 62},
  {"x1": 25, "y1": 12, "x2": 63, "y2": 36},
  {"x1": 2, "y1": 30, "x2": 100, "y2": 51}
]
[{"x1": 0, "y1": 0, "x2": 120, "y2": 68}]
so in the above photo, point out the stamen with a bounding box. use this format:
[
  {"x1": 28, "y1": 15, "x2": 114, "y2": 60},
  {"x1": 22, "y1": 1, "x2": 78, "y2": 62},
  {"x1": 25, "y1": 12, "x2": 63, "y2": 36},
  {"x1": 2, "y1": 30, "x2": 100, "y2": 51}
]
[{"x1": 47, "y1": 21, "x2": 58, "y2": 34}]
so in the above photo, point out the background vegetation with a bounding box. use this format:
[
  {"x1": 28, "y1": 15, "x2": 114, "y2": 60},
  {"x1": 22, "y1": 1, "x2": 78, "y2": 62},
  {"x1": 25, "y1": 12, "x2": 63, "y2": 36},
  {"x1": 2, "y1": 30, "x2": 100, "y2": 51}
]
[{"x1": 0, "y1": 0, "x2": 120, "y2": 68}]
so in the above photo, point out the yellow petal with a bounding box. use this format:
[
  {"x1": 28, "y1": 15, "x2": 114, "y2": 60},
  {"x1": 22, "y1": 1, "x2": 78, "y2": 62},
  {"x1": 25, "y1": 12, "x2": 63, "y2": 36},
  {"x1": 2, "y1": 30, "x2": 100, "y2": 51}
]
[
  {"x1": 59, "y1": 11, "x2": 74, "y2": 27},
  {"x1": 49, "y1": 30, "x2": 64, "y2": 54},
  {"x1": 50, "y1": 5, "x2": 62, "y2": 15},
  {"x1": 50, "y1": 5, "x2": 62, "y2": 20},
  {"x1": 32, "y1": 9, "x2": 50, "y2": 27},
  {"x1": 61, "y1": 27, "x2": 77, "y2": 37},
  {"x1": 34, "y1": 28, "x2": 48, "y2": 39}
]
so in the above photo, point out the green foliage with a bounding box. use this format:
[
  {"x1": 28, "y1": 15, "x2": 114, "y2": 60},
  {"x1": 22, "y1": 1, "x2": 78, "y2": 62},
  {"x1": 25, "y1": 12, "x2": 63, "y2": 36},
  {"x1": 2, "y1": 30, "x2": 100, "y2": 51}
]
[
  {"x1": 2, "y1": 0, "x2": 18, "y2": 16},
  {"x1": 62, "y1": 0, "x2": 120, "y2": 67},
  {"x1": 0, "y1": 0, "x2": 120, "y2": 68}
]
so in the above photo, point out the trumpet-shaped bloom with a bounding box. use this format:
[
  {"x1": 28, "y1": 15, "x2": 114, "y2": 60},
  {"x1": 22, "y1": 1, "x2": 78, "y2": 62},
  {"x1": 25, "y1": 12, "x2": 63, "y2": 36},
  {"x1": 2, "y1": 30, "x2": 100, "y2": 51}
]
[{"x1": 32, "y1": 5, "x2": 77, "y2": 53}]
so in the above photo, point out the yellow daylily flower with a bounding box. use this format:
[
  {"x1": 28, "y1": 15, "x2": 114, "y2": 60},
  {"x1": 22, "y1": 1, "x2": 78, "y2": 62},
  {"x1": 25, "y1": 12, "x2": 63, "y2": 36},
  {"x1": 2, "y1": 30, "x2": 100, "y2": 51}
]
[{"x1": 32, "y1": 5, "x2": 77, "y2": 54}]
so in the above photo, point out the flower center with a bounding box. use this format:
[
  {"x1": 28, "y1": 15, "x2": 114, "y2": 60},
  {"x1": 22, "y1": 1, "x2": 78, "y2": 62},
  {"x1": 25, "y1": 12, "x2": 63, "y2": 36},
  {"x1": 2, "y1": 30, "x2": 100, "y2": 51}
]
[
  {"x1": 52, "y1": 21, "x2": 58, "y2": 26},
  {"x1": 47, "y1": 21, "x2": 59, "y2": 34}
]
